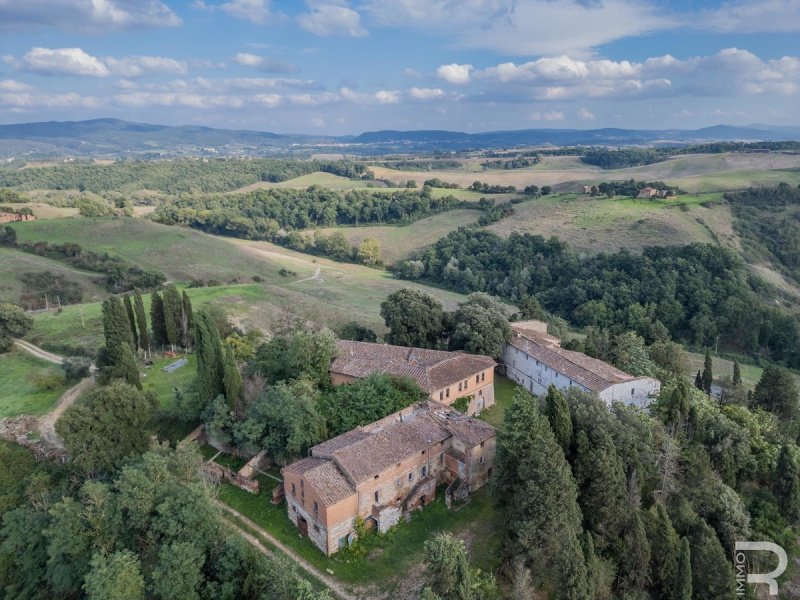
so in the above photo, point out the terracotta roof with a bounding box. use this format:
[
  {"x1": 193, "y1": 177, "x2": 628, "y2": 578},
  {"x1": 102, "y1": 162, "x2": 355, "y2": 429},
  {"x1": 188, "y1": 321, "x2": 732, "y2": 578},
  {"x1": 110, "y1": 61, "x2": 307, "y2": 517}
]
[
  {"x1": 331, "y1": 340, "x2": 495, "y2": 393},
  {"x1": 283, "y1": 457, "x2": 355, "y2": 506},
  {"x1": 508, "y1": 325, "x2": 641, "y2": 392},
  {"x1": 310, "y1": 401, "x2": 495, "y2": 484}
]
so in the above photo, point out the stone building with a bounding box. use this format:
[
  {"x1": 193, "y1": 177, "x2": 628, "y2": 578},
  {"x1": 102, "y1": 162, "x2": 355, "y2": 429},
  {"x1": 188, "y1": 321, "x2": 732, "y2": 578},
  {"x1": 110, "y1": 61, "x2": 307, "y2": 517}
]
[
  {"x1": 282, "y1": 401, "x2": 496, "y2": 555},
  {"x1": 0, "y1": 212, "x2": 36, "y2": 223},
  {"x1": 330, "y1": 340, "x2": 496, "y2": 415},
  {"x1": 503, "y1": 320, "x2": 660, "y2": 408}
]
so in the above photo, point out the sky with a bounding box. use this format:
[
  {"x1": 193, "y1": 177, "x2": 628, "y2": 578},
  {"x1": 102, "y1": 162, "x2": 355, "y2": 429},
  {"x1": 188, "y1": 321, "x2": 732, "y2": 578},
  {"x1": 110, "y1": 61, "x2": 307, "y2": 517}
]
[{"x1": 0, "y1": 0, "x2": 799, "y2": 134}]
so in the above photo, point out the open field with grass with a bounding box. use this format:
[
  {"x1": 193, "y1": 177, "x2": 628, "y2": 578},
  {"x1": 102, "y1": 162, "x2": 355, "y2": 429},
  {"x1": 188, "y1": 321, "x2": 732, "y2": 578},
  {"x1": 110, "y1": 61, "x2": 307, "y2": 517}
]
[
  {"x1": 0, "y1": 246, "x2": 108, "y2": 306},
  {"x1": 685, "y1": 350, "x2": 766, "y2": 390},
  {"x1": 310, "y1": 209, "x2": 482, "y2": 264},
  {"x1": 371, "y1": 153, "x2": 800, "y2": 195},
  {"x1": 141, "y1": 353, "x2": 197, "y2": 410},
  {"x1": 1, "y1": 202, "x2": 79, "y2": 219},
  {"x1": 485, "y1": 192, "x2": 738, "y2": 254},
  {"x1": 0, "y1": 348, "x2": 70, "y2": 418},
  {"x1": 234, "y1": 171, "x2": 383, "y2": 192}
]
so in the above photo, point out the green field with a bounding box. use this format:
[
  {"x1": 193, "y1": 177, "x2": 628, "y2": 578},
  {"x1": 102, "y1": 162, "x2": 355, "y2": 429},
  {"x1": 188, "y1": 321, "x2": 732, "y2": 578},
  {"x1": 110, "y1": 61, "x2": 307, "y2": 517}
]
[
  {"x1": 0, "y1": 246, "x2": 108, "y2": 306},
  {"x1": 0, "y1": 349, "x2": 70, "y2": 418},
  {"x1": 311, "y1": 209, "x2": 482, "y2": 264},
  {"x1": 141, "y1": 354, "x2": 198, "y2": 410},
  {"x1": 486, "y1": 192, "x2": 738, "y2": 254},
  {"x1": 234, "y1": 171, "x2": 381, "y2": 192}
]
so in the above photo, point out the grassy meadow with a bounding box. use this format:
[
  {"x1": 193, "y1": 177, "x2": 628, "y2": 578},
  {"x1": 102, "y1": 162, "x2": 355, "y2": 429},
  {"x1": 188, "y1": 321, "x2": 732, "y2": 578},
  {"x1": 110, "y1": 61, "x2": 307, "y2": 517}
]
[{"x1": 0, "y1": 349, "x2": 71, "y2": 418}]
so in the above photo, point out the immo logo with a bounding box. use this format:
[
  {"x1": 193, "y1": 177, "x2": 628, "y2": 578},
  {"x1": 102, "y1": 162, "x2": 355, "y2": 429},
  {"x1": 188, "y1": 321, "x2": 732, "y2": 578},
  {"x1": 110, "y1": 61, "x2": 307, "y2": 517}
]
[{"x1": 734, "y1": 541, "x2": 788, "y2": 597}]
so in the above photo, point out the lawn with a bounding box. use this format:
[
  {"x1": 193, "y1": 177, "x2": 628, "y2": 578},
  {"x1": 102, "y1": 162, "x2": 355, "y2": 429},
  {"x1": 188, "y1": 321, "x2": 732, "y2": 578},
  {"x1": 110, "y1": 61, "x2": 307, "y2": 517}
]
[
  {"x1": 234, "y1": 172, "x2": 380, "y2": 192},
  {"x1": 0, "y1": 349, "x2": 70, "y2": 418},
  {"x1": 309, "y1": 209, "x2": 482, "y2": 265},
  {"x1": 141, "y1": 353, "x2": 197, "y2": 410},
  {"x1": 479, "y1": 375, "x2": 519, "y2": 431},
  {"x1": 684, "y1": 350, "x2": 766, "y2": 390},
  {"x1": 217, "y1": 480, "x2": 502, "y2": 592}
]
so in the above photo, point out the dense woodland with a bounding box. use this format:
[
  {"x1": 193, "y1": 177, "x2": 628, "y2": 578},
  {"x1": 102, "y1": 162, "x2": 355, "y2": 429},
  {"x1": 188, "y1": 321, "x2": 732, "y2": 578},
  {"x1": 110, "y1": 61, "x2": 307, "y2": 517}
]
[
  {"x1": 580, "y1": 143, "x2": 800, "y2": 169},
  {"x1": 0, "y1": 159, "x2": 371, "y2": 194},
  {"x1": 397, "y1": 228, "x2": 800, "y2": 366},
  {"x1": 152, "y1": 187, "x2": 465, "y2": 239}
]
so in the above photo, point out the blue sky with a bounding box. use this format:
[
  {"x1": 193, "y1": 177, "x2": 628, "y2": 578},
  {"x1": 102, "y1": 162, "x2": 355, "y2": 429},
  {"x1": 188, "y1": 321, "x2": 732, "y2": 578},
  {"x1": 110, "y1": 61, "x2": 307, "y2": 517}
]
[{"x1": 0, "y1": 0, "x2": 798, "y2": 134}]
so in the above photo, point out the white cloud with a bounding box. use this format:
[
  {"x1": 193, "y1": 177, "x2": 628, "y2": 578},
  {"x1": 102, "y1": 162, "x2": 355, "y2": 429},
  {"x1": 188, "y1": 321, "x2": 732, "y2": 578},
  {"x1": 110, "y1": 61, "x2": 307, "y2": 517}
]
[
  {"x1": 21, "y1": 47, "x2": 110, "y2": 77},
  {"x1": 702, "y1": 0, "x2": 800, "y2": 33},
  {"x1": 529, "y1": 110, "x2": 565, "y2": 122},
  {"x1": 409, "y1": 87, "x2": 445, "y2": 100},
  {"x1": 297, "y1": 2, "x2": 367, "y2": 37},
  {"x1": 233, "y1": 53, "x2": 297, "y2": 73},
  {"x1": 311, "y1": 116, "x2": 326, "y2": 128},
  {"x1": 403, "y1": 67, "x2": 422, "y2": 78},
  {"x1": 219, "y1": 0, "x2": 274, "y2": 24},
  {"x1": 578, "y1": 107, "x2": 595, "y2": 120},
  {"x1": 437, "y1": 63, "x2": 473, "y2": 85},
  {"x1": 375, "y1": 90, "x2": 400, "y2": 104},
  {"x1": 0, "y1": 79, "x2": 32, "y2": 92},
  {"x1": 105, "y1": 56, "x2": 187, "y2": 78},
  {"x1": 0, "y1": 91, "x2": 103, "y2": 109},
  {"x1": 0, "y1": 0, "x2": 181, "y2": 32}
]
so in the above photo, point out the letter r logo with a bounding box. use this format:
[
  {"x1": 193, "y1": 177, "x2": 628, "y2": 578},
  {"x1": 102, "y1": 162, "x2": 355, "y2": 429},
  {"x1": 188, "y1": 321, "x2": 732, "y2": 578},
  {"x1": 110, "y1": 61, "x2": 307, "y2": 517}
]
[{"x1": 735, "y1": 541, "x2": 788, "y2": 596}]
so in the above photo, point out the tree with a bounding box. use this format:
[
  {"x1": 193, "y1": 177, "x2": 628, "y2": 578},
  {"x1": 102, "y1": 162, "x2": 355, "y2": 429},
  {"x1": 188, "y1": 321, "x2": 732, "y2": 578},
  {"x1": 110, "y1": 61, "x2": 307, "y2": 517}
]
[
  {"x1": 0, "y1": 302, "x2": 33, "y2": 352},
  {"x1": 83, "y1": 550, "x2": 145, "y2": 600},
  {"x1": 251, "y1": 329, "x2": 338, "y2": 387},
  {"x1": 753, "y1": 365, "x2": 800, "y2": 422},
  {"x1": 133, "y1": 290, "x2": 149, "y2": 352},
  {"x1": 648, "y1": 340, "x2": 689, "y2": 378},
  {"x1": 150, "y1": 542, "x2": 205, "y2": 600},
  {"x1": 694, "y1": 371, "x2": 703, "y2": 391},
  {"x1": 56, "y1": 382, "x2": 157, "y2": 474},
  {"x1": 611, "y1": 331, "x2": 657, "y2": 377},
  {"x1": 775, "y1": 445, "x2": 800, "y2": 522},
  {"x1": 357, "y1": 237, "x2": 381, "y2": 265},
  {"x1": 162, "y1": 284, "x2": 183, "y2": 348},
  {"x1": 701, "y1": 349, "x2": 713, "y2": 394},
  {"x1": 674, "y1": 537, "x2": 692, "y2": 600},
  {"x1": 181, "y1": 291, "x2": 194, "y2": 348},
  {"x1": 516, "y1": 295, "x2": 545, "y2": 321},
  {"x1": 122, "y1": 295, "x2": 138, "y2": 349},
  {"x1": 492, "y1": 389, "x2": 589, "y2": 599},
  {"x1": 645, "y1": 503, "x2": 680, "y2": 600},
  {"x1": 423, "y1": 532, "x2": 471, "y2": 600},
  {"x1": 150, "y1": 290, "x2": 168, "y2": 347},
  {"x1": 195, "y1": 310, "x2": 225, "y2": 404},
  {"x1": 223, "y1": 343, "x2": 244, "y2": 410},
  {"x1": 338, "y1": 321, "x2": 377, "y2": 342},
  {"x1": 102, "y1": 295, "x2": 134, "y2": 363},
  {"x1": 62, "y1": 356, "x2": 92, "y2": 381},
  {"x1": 732, "y1": 360, "x2": 742, "y2": 387},
  {"x1": 544, "y1": 385, "x2": 572, "y2": 454},
  {"x1": 448, "y1": 293, "x2": 511, "y2": 358},
  {"x1": 381, "y1": 288, "x2": 444, "y2": 349}
]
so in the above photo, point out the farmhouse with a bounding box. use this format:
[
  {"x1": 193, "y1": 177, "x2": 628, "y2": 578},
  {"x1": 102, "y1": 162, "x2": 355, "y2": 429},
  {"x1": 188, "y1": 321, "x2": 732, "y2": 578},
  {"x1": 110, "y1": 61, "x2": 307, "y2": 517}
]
[
  {"x1": 331, "y1": 340, "x2": 496, "y2": 415},
  {"x1": 282, "y1": 400, "x2": 496, "y2": 555},
  {"x1": 637, "y1": 186, "x2": 659, "y2": 198},
  {"x1": 503, "y1": 320, "x2": 660, "y2": 408},
  {"x1": 0, "y1": 212, "x2": 36, "y2": 223}
]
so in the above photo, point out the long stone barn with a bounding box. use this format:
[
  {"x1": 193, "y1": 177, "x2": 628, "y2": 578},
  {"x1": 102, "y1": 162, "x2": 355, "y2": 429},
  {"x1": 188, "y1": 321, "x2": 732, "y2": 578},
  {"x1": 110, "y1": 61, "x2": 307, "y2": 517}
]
[
  {"x1": 330, "y1": 340, "x2": 496, "y2": 416},
  {"x1": 281, "y1": 401, "x2": 496, "y2": 555},
  {"x1": 503, "y1": 320, "x2": 661, "y2": 407}
]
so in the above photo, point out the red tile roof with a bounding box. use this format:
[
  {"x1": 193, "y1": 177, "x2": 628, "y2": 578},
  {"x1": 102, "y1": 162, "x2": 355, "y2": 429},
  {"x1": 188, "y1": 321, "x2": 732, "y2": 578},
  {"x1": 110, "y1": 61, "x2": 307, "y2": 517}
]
[
  {"x1": 331, "y1": 340, "x2": 495, "y2": 393},
  {"x1": 283, "y1": 457, "x2": 355, "y2": 506}
]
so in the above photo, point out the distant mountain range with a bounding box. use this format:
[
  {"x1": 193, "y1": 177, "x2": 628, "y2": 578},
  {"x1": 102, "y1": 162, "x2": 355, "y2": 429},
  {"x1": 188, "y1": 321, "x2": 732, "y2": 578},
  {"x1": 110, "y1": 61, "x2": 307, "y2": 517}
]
[{"x1": 1, "y1": 118, "x2": 799, "y2": 159}]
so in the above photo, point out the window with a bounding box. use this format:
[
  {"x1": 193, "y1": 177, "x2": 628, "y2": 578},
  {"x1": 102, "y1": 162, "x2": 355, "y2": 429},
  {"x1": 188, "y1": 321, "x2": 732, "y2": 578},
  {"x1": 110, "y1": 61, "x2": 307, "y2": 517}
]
[
  {"x1": 396, "y1": 478, "x2": 402, "y2": 487},
  {"x1": 374, "y1": 491, "x2": 379, "y2": 503},
  {"x1": 291, "y1": 483, "x2": 296, "y2": 497},
  {"x1": 422, "y1": 449, "x2": 426, "y2": 454},
  {"x1": 408, "y1": 472, "x2": 413, "y2": 481},
  {"x1": 631, "y1": 388, "x2": 635, "y2": 396},
  {"x1": 446, "y1": 388, "x2": 450, "y2": 398},
  {"x1": 476, "y1": 375, "x2": 480, "y2": 384},
  {"x1": 480, "y1": 441, "x2": 484, "y2": 448},
  {"x1": 313, "y1": 501, "x2": 318, "y2": 513},
  {"x1": 480, "y1": 455, "x2": 484, "y2": 464},
  {"x1": 439, "y1": 391, "x2": 444, "y2": 400},
  {"x1": 458, "y1": 382, "x2": 462, "y2": 392},
  {"x1": 464, "y1": 379, "x2": 468, "y2": 389},
  {"x1": 440, "y1": 453, "x2": 444, "y2": 464},
  {"x1": 422, "y1": 466, "x2": 427, "y2": 477},
  {"x1": 481, "y1": 372, "x2": 485, "y2": 382},
  {"x1": 374, "y1": 474, "x2": 379, "y2": 479}
]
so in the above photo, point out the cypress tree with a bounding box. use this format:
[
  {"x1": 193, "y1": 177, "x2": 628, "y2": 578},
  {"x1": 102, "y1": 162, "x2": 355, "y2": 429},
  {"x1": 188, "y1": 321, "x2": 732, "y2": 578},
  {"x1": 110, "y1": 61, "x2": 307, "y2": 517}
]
[
  {"x1": 492, "y1": 389, "x2": 589, "y2": 599},
  {"x1": 102, "y1": 296, "x2": 134, "y2": 366},
  {"x1": 732, "y1": 360, "x2": 742, "y2": 387},
  {"x1": 423, "y1": 532, "x2": 471, "y2": 600},
  {"x1": 162, "y1": 284, "x2": 183, "y2": 348},
  {"x1": 133, "y1": 290, "x2": 149, "y2": 352},
  {"x1": 645, "y1": 503, "x2": 680, "y2": 600},
  {"x1": 775, "y1": 445, "x2": 800, "y2": 523},
  {"x1": 195, "y1": 311, "x2": 224, "y2": 403},
  {"x1": 701, "y1": 349, "x2": 713, "y2": 394},
  {"x1": 620, "y1": 509, "x2": 650, "y2": 592},
  {"x1": 181, "y1": 291, "x2": 194, "y2": 349},
  {"x1": 223, "y1": 343, "x2": 243, "y2": 410},
  {"x1": 150, "y1": 291, "x2": 168, "y2": 348},
  {"x1": 117, "y1": 344, "x2": 142, "y2": 389},
  {"x1": 123, "y1": 295, "x2": 138, "y2": 349},
  {"x1": 544, "y1": 384, "x2": 572, "y2": 454},
  {"x1": 694, "y1": 370, "x2": 703, "y2": 391},
  {"x1": 674, "y1": 537, "x2": 692, "y2": 600}
]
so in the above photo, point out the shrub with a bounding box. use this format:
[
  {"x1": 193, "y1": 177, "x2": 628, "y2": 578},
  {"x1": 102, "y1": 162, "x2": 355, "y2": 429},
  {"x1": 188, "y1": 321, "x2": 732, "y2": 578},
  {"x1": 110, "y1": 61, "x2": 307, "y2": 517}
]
[{"x1": 62, "y1": 356, "x2": 93, "y2": 381}]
